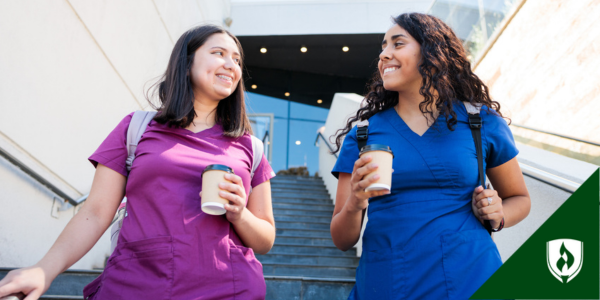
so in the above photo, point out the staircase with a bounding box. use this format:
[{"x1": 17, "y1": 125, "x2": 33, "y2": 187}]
[
  {"x1": 0, "y1": 176, "x2": 357, "y2": 300},
  {"x1": 258, "y1": 175, "x2": 357, "y2": 299}
]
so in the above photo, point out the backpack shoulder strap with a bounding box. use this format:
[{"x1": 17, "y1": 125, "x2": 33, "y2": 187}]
[
  {"x1": 463, "y1": 102, "x2": 484, "y2": 186},
  {"x1": 126, "y1": 111, "x2": 157, "y2": 172},
  {"x1": 250, "y1": 135, "x2": 264, "y2": 179},
  {"x1": 356, "y1": 119, "x2": 369, "y2": 152},
  {"x1": 463, "y1": 101, "x2": 493, "y2": 233}
]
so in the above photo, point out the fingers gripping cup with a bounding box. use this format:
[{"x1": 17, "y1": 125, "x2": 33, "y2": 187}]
[
  {"x1": 201, "y1": 164, "x2": 234, "y2": 215},
  {"x1": 359, "y1": 144, "x2": 394, "y2": 192}
]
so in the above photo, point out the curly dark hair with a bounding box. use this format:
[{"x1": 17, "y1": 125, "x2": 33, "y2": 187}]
[{"x1": 332, "y1": 12, "x2": 503, "y2": 153}]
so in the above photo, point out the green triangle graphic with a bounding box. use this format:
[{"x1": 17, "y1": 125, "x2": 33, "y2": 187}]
[{"x1": 471, "y1": 169, "x2": 599, "y2": 299}]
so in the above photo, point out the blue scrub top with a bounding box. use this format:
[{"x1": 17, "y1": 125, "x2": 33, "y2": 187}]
[{"x1": 332, "y1": 102, "x2": 518, "y2": 300}]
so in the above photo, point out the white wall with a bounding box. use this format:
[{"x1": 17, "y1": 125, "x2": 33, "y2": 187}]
[
  {"x1": 318, "y1": 93, "x2": 364, "y2": 255},
  {"x1": 230, "y1": 0, "x2": 433, "y2": 36},
  {"x1": 0, "y1": 0, "x2": 231, "y2": 269}
]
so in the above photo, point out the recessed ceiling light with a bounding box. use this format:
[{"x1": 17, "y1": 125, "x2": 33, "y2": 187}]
[
  {"x1": 342, "y1": 46, "x2": 349, "y2": 52},
  {"x1": 317, "y1": 99, "x2": 323, "y2": 104},
  {"x1": 260, "y1": 47, "x2": 267, "y2": 53},
  {"x1": 300, "y1": 47, "x2": 307, "y2": 53},
  {"x1": 295, "y1": 140, "x2": 301, "y2": 145},
  {"x1": 285, "y1": 92, "x2": 290, "y2": 97},
  {"x1": 251, "y1": 84, "x2": 257, "y2": 89}
]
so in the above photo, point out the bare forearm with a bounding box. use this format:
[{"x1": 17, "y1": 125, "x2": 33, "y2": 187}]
[
  {"x1": 330, "y1": 200, "x2": 364, "y2": 251},
  {"x1": 36, "y1": 206, "x2": 111, "y2": 279},
  {"x1": 501, "y1": 195, "x2": 530, "y2": 228},
  {"x1": 231, "y1": 208, "x2": 275, "y2": 255}
]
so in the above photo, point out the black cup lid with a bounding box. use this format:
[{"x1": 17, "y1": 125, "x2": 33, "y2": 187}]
[
  {"x1": 359, "y1": 144, "x2": 394, "y2": 158},
  {"x1": 202, "y1": 164, "x2": 234, "y2": 175}
]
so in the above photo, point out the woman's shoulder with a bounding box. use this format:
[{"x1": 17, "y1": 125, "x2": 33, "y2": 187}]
[{"x1": 452, "y1": 101, "x2": 505, "y2": 124}]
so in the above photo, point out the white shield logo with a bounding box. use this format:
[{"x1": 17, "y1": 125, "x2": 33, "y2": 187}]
[{"x1": 546, "y1": 239, "x2": 583, "y2": 283}]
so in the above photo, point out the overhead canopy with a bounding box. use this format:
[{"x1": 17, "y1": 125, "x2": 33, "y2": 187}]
[{"x1": 238, "y1": 33, "x2": 384, "y2": 108}]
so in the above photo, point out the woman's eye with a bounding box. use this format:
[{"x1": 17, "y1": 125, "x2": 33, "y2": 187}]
[
  {"x1": 214, "y1": 51, "x2": 223, "y2": 56},
  {"x1": 395, "y1": 42, "x2": 404, "y2": 47},
  {"x1": 234, "y1": 58, "x2": 240, "y2": 63}
]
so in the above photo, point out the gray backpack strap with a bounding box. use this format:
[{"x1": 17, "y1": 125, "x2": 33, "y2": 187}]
[
  {"x1": 126, "y1": 111, "x2": 157, "y2": 172},
  {"x1": 249, "y1": 135, "x2": 264, "y2": 194},
  {"x1": 250, "y1": 135, "x2": 264, "y2": 178}
]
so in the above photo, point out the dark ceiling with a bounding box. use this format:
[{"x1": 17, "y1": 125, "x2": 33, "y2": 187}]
[{"x1": 238, "y1": 33, "x2": 384, "y2": 109}]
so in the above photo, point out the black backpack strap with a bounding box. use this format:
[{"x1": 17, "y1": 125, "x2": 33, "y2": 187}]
[
  {"x1": 464, "y1": 102, "x2": 493, "y2": 234},
  {"x1": 356, "y1": 120, "x2": 369, "y2": 152}
]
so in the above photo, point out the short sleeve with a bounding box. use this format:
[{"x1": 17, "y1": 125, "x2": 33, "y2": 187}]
[
  {"x1": 483, "y1": 110, "x2": 519, "y2": 169},
  {"x1": 88, "y1": 113, "x2": 134, "y2": 177},
  {"x1": 331, "y1": 126, "x2": 360, "y2": 179},
  {"x1": 251, "y1": 154, "x2": 276, "y2": 188}
]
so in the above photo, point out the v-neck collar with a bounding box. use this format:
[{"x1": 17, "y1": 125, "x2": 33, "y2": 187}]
[
  {"x1": 383, "y1": 107, "x2": 440, "y2": 140},
  {"x1": 164, "y1": 122, "x2": 222, "y2": 137}
]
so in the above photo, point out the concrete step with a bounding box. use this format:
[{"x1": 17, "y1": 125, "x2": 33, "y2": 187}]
[
  {"x1": 272, "y1": 197, "x2": 333, "y2": 205},
  {"x1": 264, "y1": 275, "x2": 355, "y2": 300},
  {"x1": 275, "y1": 221, "x2": 330, "y2": 230},
  {"x1": 271, "y1": 192, "x2": 331, "y2": 200},
  {"x1": 270, "y1": 183, "x2": 328, "y2": 191},
  {"x1": 271, "y1": 176, "x2": 324, "y2": 182},
  {"x1": 275, "y1": 214, "x2": 331, "y2": 224},
  {"x1": 256, "y1": 253, "x2": 359, "y2": 268},
  {"x1": 273, "y1": 202, "x2": 334, "y2": 211},
  {"x1": 271, "y1": 183, "x2": 326, "y2": 190},
  {"x1": 274, "y1": 208, "x2": 333, "y2": 217},
  {"x1": 275, "y1": 236, "x2": 336, "y2": 247},
  {"x1": 271, "y1": 243, "x2": 356, "y2": 257},
  {"x1": 262, "y1": 263, "x2": 356, "y2": 278},
  {"x1": 276, "y1": 227, "x2": 332, "y2": 238},
  {"x1": 271, "y1": 188, "x2": 330, "y2": 196}
]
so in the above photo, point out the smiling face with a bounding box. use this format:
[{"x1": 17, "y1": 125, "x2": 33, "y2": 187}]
[
  {"x1": 378, "y1": 25, "x2": 423, "y2": 93},
  {"x1": 189, "y1": 33, "x2": 242, "y2": 102}
]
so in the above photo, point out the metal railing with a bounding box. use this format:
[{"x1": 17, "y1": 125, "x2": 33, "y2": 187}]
[
  {"x1": 314, "y1": 132, "x2": 338, "y2": 158},
  {"x1": 511, "y1": 123, "x2": 600, "y2": 147},
  {"x1": 0, "y1": 146, "x2": 86, "y2": 207}
]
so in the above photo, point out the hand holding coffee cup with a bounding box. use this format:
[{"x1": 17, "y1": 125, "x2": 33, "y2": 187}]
[
  {"x1": 201, "y1": 164, "x2": 235, "y2": 215},
  {"x1": 347, "y1": 145, "x2": 393, "y2": 212},
  {"x1": 359, "y1": 144, "x2": 394, "y2": 192},
  {"x1": 218, "y1": 173, "x2": 248, "y2": 224}
]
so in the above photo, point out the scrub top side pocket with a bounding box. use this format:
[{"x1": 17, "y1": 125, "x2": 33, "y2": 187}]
[{"x1": 96, "y1": 236, "x2": 174, "y2": 300}]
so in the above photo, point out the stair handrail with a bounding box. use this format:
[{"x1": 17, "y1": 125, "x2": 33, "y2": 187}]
[
  {"x1": 511, "y1": 123, "x2": 600, "y2": 147},
  {"x1": 0, "y1": 145, "x2": 86, "y2": 207},
  {"x1": 314, "y1": 132, "x2": 338, "y2": 158}
]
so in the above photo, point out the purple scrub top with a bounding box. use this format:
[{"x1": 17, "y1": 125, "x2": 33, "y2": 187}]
[{"x1": 83, "y1": 113, "x2": 275, "y2": 300}]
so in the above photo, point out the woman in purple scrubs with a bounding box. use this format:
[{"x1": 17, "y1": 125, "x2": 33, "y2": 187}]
[{"x1": 0, "y1": 25, "x2": 275, "y2": 300}]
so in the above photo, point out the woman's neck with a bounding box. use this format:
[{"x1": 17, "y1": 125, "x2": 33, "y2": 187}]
[
  {"x1": 188, "y1": 97, "x2": 218, "y2": 132},
  {"x1": 395, "y1": 89, "x2": 439, "y2": 124}
]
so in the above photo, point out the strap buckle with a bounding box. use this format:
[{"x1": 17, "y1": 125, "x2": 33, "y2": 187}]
[
  {"x1": 356, "y1": 126, "x2": 368, "y2": 140},
  {"x1": 468, "y1": 114, "x2": 482, "y2": 129}
]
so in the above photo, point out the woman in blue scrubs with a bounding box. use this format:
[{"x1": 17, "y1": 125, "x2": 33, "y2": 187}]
[{"x1": 330, "y1": 13, "x2": 531, "y2": 300}]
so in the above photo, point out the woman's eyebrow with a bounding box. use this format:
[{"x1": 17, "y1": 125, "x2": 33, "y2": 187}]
[
  {"x1": 211, "y1": 46, "x2": 240, "y2": 56},
  {"x1": 381, "y1": 34, "x2": 407, "y2": 46}
]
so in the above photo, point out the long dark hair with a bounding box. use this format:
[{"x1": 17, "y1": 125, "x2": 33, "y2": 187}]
[
  {"x1": 146, "y1": 25, "x2": 252, "y2": 138},
  {"x1": 333, "y1": 13, "x2": 503, "y2": 153}
]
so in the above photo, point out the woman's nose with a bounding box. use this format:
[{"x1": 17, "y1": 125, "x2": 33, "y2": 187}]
[{"x1": 379, "y1": 45, "x2": 393, "y2": 61}]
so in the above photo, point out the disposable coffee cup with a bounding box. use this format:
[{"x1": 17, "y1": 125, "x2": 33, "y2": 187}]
[
  {"x1": 201, "y1": 164, "x2": 234, "y2": 215},
  {"x1": 359, "y1": 144, "x2": 394, "y2": 192}
]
